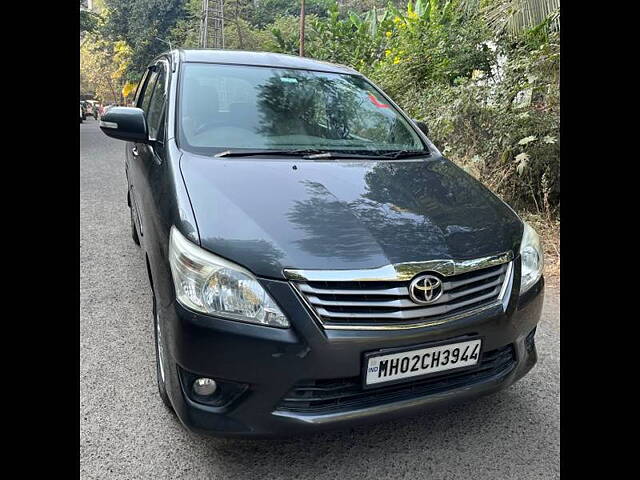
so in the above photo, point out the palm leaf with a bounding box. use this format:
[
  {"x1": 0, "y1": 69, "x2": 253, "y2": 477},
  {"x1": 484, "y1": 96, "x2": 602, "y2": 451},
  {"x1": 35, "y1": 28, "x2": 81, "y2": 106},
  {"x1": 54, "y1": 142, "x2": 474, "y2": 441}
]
[
  {"x1": 458, "y1": 0, "x2": 560, "y2": 35},
  {"x1": 484, "y1": 0, "x2": 560, "y2": 36}
]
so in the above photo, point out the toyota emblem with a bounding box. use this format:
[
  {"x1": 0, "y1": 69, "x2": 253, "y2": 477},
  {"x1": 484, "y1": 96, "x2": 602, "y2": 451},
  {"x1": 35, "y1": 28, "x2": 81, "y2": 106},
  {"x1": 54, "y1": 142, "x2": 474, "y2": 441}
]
[{"x1": 409, "y1": 274, "x2": 443, "y2": 304}]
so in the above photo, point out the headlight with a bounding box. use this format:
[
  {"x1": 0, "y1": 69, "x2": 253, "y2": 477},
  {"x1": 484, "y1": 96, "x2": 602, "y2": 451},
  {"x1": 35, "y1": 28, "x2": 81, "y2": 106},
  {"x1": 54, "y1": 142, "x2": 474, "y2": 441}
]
[
  {"x1": 168, "y1": 227, "x2": 289, "y2": 328},
  {"x1": 519, "y1": 222, "x2": 544, "y2": 293}
]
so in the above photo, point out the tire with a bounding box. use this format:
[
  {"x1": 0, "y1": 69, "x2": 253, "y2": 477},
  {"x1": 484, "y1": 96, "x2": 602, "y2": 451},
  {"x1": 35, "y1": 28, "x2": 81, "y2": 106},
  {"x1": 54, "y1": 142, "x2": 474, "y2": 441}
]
[
  {"x1": 80, "y1": 118, "x2": 83, "y2": 123},
  {"x1": 153, "y1": 296, "x2": 174, "y2": 412},
  {"x1": 130, "y1": 206, "x2": 140, "y2": 246}
]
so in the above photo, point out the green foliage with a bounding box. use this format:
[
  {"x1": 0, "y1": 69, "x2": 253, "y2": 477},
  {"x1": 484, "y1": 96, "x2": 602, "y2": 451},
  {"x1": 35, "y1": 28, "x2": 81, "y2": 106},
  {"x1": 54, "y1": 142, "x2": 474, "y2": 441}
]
[
  {"x1": 247, "y1": 0, "x2": 332, "y2": 28},
  {"x1": 168, "y1": 0, "x2": 202, "y2": 48},
  {"x1": 80, "y1": 0, "x2": 559, "y2": 216},
  {"x1": 101, "y1": 0, "x2": 187, "y2": 81},
  {"x1": 263, "y1": 15, "x2": 313, "y2": 54},
  {"x1": 224, "y1": 17, "x2": 273, "y2": 51},
  {"x1": 80, "y1": 1, "x2": 100, "y2": 35},
  {"x1": 300, "y1": 0, "x2": 560, "y2": 216},
  {"x1": 372, "y1": 2, "x2": 494, "y2": 95},
  {"x1": 405, "y1": 35, "x2": 560, "y2": 215},
  {"x1": 305, "y1": 3, "x2": 394, "y2": 73}
]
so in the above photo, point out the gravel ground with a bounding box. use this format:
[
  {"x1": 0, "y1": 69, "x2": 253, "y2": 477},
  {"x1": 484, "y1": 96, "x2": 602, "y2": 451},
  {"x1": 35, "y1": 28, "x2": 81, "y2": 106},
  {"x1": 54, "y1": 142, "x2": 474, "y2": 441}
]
[{"x1": 80, "y1": 119, "x2": 560, "y2": 479}]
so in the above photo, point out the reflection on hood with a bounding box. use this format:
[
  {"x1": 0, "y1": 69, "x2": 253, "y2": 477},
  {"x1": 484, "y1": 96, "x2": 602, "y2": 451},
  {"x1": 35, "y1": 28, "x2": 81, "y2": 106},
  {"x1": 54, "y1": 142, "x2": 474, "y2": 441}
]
[{"x1": 180, "y1": 154, "x2": 522, "y2": 278}]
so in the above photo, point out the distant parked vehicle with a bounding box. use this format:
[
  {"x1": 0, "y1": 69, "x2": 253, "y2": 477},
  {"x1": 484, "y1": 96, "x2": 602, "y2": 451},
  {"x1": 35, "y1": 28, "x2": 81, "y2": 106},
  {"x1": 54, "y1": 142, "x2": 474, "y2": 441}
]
[{"x1": 87, "y1": 100, "x2": 100, "y2": 119}]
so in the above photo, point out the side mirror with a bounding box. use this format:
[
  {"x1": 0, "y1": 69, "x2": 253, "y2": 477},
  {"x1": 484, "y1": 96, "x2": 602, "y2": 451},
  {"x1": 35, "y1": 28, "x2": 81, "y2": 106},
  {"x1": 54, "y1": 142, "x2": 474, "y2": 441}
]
[
  {"x1": 413, "y1": 119, "x2": 429, "y2": 136},
  {"x1": 99, "y1": 107, "x2": 149, "y2": 143}
]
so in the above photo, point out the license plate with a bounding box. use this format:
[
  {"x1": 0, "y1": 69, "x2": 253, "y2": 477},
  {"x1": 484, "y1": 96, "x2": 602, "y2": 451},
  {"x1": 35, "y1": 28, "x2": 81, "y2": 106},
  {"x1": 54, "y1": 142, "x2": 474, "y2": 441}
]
[{"x1": 364, "y1": 338, "x2": 482, "y2": 387}]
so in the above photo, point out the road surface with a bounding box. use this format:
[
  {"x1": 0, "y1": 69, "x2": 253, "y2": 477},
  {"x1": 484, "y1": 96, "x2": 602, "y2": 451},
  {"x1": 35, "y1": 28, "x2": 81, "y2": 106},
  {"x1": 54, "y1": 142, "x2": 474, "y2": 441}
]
[{"x1": 80, "y1": 119, "x2": 560, "y2": 479}]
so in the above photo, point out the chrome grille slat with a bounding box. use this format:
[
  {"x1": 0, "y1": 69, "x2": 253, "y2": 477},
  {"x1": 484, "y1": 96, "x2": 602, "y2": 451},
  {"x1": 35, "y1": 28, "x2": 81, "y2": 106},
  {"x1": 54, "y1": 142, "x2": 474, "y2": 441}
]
[
  {"x1": 307, "y1": 296, "x2": 418, "y2": 308},
  {"x1": 443, "y1": 269, "x2": 505, "y2": 289},
  {"x1": 313, "y1": 287, "x2": 501, "y2": 319},
  {"x1": 299, "y1": 284, "x2": 409, "y2": 296},
  {"x1": 440, "y1": 275, "x2": 504, "y2": 302},
  {"x1": 290, "y1": 260, "x2": 513, "y2": 330},
  {"x1": 305, "y1": 275, "x2": 504, "y2": 308}
]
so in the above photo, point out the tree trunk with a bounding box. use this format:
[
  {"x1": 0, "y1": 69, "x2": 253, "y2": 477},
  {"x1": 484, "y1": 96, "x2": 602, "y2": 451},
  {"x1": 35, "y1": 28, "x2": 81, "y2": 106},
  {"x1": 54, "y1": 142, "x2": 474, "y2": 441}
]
[
  {"x1": 299, "y1": 0, "x2": 305, "y2": 57},
  {"x1": 235, "y1": 2, "x2": 244, "y2": 49}
]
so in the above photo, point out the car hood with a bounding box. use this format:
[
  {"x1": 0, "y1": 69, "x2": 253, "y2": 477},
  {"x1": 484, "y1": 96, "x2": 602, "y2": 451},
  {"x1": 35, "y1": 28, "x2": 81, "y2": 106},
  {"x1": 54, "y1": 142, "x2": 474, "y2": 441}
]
[{"x1": 180, "y1": 153, "x2": 523, "y2": 279}]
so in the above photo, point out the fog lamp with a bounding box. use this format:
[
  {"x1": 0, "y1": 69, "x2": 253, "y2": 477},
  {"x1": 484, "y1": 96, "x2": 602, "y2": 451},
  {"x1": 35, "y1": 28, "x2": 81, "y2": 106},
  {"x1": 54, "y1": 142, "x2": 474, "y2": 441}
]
[{"x1": 193, "y1": 378, "x2": 217, "y2": 396}]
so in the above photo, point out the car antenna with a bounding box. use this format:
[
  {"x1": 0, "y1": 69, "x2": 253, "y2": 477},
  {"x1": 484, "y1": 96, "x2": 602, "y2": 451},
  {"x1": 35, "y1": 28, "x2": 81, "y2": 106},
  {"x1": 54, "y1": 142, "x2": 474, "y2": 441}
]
[{"x1": 155, "y1": 37, "x2": 172, "y2": 51}]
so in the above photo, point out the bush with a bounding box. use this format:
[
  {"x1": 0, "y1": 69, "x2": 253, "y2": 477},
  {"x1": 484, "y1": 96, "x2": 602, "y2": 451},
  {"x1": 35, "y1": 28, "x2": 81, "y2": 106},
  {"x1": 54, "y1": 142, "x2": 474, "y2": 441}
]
[
  {"x1": 397, "y1": 36, "x2": 560, "y2": 216},
  {"x1": 253, "y1": 0, "x2": 561, "y2": 217},
  {"x1": 311, "y1": 0, "x2": 562, "y2": 217}
]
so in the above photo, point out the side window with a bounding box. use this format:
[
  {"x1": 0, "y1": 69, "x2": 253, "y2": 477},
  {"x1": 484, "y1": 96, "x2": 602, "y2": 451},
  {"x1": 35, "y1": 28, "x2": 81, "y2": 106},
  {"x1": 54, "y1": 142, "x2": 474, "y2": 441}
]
[
  {"x1": 146, "y1": 64, "x2": 167, "y2": 140},
  {"x1": 139, "y1": 70, "x2": 159, "y2": 114},
  {"x1": 133, "y1": 70, "x2": 149, "y2": 107}
]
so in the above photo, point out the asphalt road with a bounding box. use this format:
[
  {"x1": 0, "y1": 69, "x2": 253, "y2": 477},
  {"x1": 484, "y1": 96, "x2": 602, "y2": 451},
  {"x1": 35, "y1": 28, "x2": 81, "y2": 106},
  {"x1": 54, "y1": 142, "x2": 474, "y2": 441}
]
[{"x1": 80, "y1": 118, "x2": 560, "y2": 479}]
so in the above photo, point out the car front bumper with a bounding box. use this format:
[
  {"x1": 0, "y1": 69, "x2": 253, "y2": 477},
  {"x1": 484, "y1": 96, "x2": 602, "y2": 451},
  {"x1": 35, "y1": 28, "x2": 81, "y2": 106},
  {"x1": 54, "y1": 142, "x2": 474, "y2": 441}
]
[{"x1": 159, "y1": 275, "x2": 544, "y2": 437}]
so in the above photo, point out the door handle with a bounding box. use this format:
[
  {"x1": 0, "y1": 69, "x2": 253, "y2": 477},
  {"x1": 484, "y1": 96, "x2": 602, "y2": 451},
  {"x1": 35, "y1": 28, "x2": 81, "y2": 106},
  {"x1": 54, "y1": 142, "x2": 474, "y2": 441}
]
[{"x1": 131, "y1": 145, "x2": 140, "y2": 157}]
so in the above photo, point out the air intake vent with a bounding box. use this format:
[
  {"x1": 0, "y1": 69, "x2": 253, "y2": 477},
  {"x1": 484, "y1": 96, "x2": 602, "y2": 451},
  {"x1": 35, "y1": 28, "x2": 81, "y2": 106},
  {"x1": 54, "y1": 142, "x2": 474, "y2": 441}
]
[{"x1": 276, "y1": 344, "x2": 516, "y2": 414}]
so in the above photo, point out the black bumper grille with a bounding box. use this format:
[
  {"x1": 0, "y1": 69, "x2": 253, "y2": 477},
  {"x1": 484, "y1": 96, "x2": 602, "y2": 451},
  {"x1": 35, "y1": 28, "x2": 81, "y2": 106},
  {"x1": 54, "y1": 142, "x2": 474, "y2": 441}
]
[
  {"x1": 525, "y1": 327, "x2": 537, "y2": 352},
  {"x1": 276, "y1": 344, "x2": 516, "y2": 414}
]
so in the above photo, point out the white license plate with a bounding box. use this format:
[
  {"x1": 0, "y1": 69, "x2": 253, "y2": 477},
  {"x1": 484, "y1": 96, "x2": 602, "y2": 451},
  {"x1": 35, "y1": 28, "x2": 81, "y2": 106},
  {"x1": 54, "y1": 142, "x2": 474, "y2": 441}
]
[{"x1": 364, "y1": 339, "x2": 482, "y2": 387}]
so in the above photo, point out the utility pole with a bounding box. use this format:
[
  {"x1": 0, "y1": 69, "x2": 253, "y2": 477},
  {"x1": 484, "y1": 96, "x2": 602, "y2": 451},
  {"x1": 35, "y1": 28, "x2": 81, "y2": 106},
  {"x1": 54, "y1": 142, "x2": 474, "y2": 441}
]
[
  {"x1": 199, "y1": 0, "x2": 225, "y2": 49},
  {"x1": 299, "y1": 0, "x2": 305, "y2": 57}
]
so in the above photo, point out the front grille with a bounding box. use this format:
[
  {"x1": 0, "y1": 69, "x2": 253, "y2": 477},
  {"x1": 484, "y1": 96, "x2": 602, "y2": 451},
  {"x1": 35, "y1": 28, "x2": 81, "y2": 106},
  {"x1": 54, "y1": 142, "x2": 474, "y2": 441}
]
[
  {"x1": 293, "y1": 262, "x2": 511, "y2": 328},
  {"x1": 276, "y1": 344, "x2": 516, "y2": 414}
]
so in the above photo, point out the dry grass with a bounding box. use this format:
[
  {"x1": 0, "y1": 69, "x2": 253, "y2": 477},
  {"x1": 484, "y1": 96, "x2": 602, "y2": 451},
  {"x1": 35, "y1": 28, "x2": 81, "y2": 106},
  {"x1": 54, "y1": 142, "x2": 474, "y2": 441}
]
[{"x1": 521, "y1": 213, "x2": 560, "y2": 287}]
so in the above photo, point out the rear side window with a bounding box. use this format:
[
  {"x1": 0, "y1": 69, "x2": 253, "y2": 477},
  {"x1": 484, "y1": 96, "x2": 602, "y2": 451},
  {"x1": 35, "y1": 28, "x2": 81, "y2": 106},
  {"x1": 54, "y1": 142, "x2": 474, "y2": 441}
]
[
  {"x1": 146, "y1": 64, "x2": 167, "y2": 140},
  {"x1": 133, "y1": 70, "x2": 149, "y2": 106},
  {"x1": 139, "y1": 70, "x2": 158, "y2": 114}
]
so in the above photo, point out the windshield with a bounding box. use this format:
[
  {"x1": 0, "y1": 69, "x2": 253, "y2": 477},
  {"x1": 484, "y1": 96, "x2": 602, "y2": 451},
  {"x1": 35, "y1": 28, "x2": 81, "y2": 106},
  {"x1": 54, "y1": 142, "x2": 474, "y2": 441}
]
[{"x1": 178, "y1": 63, "x2": 426, "y2": 156}]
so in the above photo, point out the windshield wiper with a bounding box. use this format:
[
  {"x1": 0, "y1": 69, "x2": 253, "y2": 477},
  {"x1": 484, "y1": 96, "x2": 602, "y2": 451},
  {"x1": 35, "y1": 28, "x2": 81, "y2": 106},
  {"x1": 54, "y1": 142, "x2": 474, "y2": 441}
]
[
  {"x1": 214, "y1": 149, "x2": 324, "y2": 158},
  {"x1": 371, "y1": 149, "x2": 431, "y2": 159},
  {"x1": 305, "y1": 149, "x2": 431, "y2": 160},
  {"x1": 304, "y1": 151, "x2": 400, "y2": 160},
  {"x1": 213, "y1": 148, "x2": 430, "y2": 160}
]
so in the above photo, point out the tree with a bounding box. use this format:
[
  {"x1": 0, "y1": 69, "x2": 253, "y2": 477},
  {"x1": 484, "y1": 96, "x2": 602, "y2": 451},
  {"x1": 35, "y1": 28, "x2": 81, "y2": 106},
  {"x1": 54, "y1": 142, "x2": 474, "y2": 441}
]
[
  {"x1": 80, "y1": 36, "x2": 133, "y2": 103},
  {"x1": 80, "y1": 0, "x2": 101, "y2": 35},
  {"x1": 246, "y1": 0, "x2": 332, "y2": 28},
  {"x1": 169, "y1": 0, "x2": 202, "y2": 48},
  {"x1": 223, "y1": 18, "x2": 272, "y2": 50},
  {"x1": 300, "y1": 0, "x2": 306, "y2": 56},
  {"x1": 101, "y1": 0, "x2": 188, "y2": 81}
]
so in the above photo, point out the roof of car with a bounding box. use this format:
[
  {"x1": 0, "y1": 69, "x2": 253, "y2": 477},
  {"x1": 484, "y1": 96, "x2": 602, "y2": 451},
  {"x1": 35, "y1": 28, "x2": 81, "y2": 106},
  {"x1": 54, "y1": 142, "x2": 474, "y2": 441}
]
[{"x1": 175, "y1": 49, "x2": 359, "y2": 75}]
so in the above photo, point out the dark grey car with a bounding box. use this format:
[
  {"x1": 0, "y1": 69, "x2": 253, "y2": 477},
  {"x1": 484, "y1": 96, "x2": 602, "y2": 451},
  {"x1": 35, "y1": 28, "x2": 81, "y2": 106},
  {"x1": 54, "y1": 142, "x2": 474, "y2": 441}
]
[{"x1": 99, "y1": 49, "x2": 544, "y2": 437}]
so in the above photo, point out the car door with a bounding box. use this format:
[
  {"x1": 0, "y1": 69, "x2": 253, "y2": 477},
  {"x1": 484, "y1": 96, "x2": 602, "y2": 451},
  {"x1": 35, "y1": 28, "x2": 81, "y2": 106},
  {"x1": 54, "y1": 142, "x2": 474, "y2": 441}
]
[
  {"x1": 130, "y1": 60, "x2": 169, "y2": 249},
  {"x1": 127, "y1": 64, "x2": 160, "y2": 240}
]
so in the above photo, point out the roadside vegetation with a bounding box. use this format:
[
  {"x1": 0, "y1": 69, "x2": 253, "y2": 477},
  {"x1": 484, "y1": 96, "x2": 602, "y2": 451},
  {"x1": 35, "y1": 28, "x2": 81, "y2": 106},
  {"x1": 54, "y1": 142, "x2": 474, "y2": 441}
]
[{"x1": 80, "y1": 0, "x2": 559, "y2": 281}]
